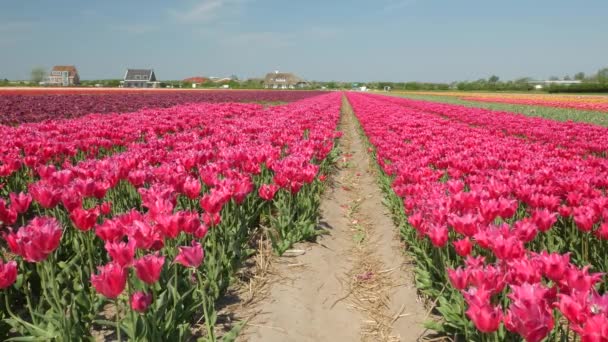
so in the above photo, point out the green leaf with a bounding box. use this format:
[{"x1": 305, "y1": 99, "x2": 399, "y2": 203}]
[{"x1": 221, "y1": 320, "x2": 247, "y2": 342}]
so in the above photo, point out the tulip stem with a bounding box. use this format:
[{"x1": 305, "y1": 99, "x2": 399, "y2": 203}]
[
  {"x1": 115, "y1": 298, "x2": 122, "y2": 342},
  {"x1": 85, "y1": 231, "x2": 95, "y2": 277},
  {"x1": 3, "y1": 291, "x2": 49, "y2": 336},
  {"x1": 127, "y1": 280, "x2": 136, "y2": 339},
  {"x1": 197, "y1": 271, "x2": 215, "y2": 341},
  {"x1": 23, "y1": 279, "x2": 38, "y2": 325}
]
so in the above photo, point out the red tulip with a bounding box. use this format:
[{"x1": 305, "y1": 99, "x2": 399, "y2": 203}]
[
  {"x1": 200, "y1": 191, "x2": 227, "y2": 214},
  {"x1": 556, "y1": 293, "x2": 588, "y2": 326},
  {"x1": 565, "y1": 266, "x2": 603, "y2": 293},
  {"x1": 531, "y1": 209, "x2": 557, "y2": 232},
  {"x1": 577, "y1": 314, "x2": 608, "y2": 342},
  {"x1": 190, "y1": 225, "x2": 206, "y2": 240},
  {"x1": 134, "y1": 253, "x2": 165, "y2": 284},
  {"x1": 453, "y1": 237, "x2": 472, "y2": 257},
  {"x1": 182, "y1": 176, "x2": 201, "y2": 200},
  {"x1": 427, "y1": 224, "x2": 448, "y2": 247},
  {"x1": 130, "y1": 291, "x2": 153, "y2": 313},
  {"x1": 490, "y1": 235, "x2": 524, "y2": 260},
  {"x1": 95, "y1": 219, "x2": 124, "y2": 242},
  {"x1": 105, "y1": 240, "x2": 136, "y2": 267},
  {"x1": 70, "y1": 207, "x2": 100, "y2": 231},
  {"x1": 466, "y1": 303, "x2": 502, "y2": 333},
  {"x1": 61, "y1": 191, "x2": 83, "y2": 212},
  {"x1": 5, "y1": 217, "x2": 62, "y2": 262},
  {"x1": 233, "y1": 177, "x2": 253, "y2": 204},
  {"x1": 29, "y1": 183, "x2": 60, "y2": 209},
  {"x1": 573, "y1": 206, "x2": 597, "y2": 232},
  {"x1": 9, "y1": 192, "x2": 32, "y2": 214},
  {"x1": 99, "y1": 201, "x2": 112, "y2": 216},
  {"x1": 594, "y1": 223, "x2": 608, "y2": 240},
  {"x1": 202, "y1": 212, "x2": 221, "y2": 226},
  {"x1": 178, "y1": 211, "x2": 203, "y2": 235},
  {"x1": 0, "y1": 260, "x2": 18, "y2": 289},
  {"x1": 156, "y1": 214, "x2": 181, "y2": 239},
  {"x1": 537, "y1": 251, "x2": 570, "y2": 282},
  {"x1": 91, "y1": 262, "x2": 127, "y2": 299},
  {"x1": 175, "y1": 241, "x2": 204, "y2": 268},
  {"x1": 447, "y1": 267, "x2": 468, "y2": 290},
  {"x1": 0, "y1": 200, "x2": 17, "y2": 226},
  {"x1": 258, "y1": 184, "x2": 279, "y2": 201},
  {"x1": 448, "y1": 213, "x2": 478, "y2": 237},
  {"x1": 129, "y1": 220, "x2": 164, "y2": 251},
  {"x1": 505, "y1": 283, "x2": 554, "y2": 342},
  {"x1": 513, "y1": 219, "x2": 539, "y2": 243}
]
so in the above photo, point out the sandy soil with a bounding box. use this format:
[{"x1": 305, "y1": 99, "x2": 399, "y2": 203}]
[{"x1": 238, "y1": 97, "x2": 427, "y2": 342}]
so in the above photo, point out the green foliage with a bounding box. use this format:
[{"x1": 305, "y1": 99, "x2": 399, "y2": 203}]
[
  {"x1": 548, "y1": 83, "x2": 608, "y2": 93},
  {"x1": 597, "y1": 67, "x2": 608, "y2": 84},
  {"x1": 30, "y1": 67, "x2": 46, "y2": 84},
  {"x1": 455, "y1": 80, "x2": 533, "y2": 91}
]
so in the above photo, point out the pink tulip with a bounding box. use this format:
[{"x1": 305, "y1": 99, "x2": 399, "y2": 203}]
[
  {"x1": 175, "y1": 241, "x2": 204, "y2": 268},
  {"x1": 134, "y1": 253, "x2": 165, "y2": 284}
]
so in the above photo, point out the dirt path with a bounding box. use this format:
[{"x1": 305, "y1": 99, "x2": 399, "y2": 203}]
[{"x1": 239, "y1": 98, "x2": 427, "y2": 342}]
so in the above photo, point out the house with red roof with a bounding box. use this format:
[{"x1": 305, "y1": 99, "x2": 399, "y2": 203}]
[
  {"x1": 48, "y1": 65, "x2": 80, "y2": 86},
  {"x1": 183, "y1": 77, "x2": 208, "y2": 84}
]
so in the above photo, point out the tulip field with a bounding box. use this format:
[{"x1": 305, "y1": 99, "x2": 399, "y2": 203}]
[
  {"x1": 347, "y1": 92, "x2": 608, "y2": 341},
  {"x1": 460, "y1": 94, "x2": 608, "y2": 113},
  {"x1": 0, "y1": 90, "x2": 340, "y2": 340},
  {"x1": 0, "y1": 90, "x2": 325, "y2": 125},
  {"x1": 2, "y1": 88, "x2": 608, "y2": 341},
  {"x1": 394, "y1": 91, "x2": 608, "y2": 113}
]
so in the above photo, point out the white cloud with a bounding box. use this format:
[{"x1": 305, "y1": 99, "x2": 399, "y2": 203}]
[{"x1": 170, "y1": 0, "x2": 245, "y2": 23}]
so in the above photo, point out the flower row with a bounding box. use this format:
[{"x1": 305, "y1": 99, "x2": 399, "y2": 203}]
[
  {"x1": 347, "y1": 92, "x2": 608, "y2": 341},
  {"x1": 0, "y1": 93, "x2": 341, "y2": 340},
  {"x1": 382, "y1": 94, "x2": 608, "y2": 155},
  {"x1": 0, "y1": 90, "x2": 327, "y2": 125}
]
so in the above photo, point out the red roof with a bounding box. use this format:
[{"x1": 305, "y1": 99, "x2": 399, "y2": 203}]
[
  {"x1": 52, "y1": 65, "x2": 78, "y2": 77},
  {"x1": 183, "y1": 77, "x2": 208, "y2": 83}
]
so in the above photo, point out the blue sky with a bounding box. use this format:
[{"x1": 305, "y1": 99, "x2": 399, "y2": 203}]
[{"x1": 1, "y1": 0, "x2": 607, "y2": 82}]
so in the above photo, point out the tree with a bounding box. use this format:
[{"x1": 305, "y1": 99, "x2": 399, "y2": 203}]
[
  {"x1": 548, "y1": 76, "x2": 560, "y2": 81},
  {"x1": 563, "y1": 75, "x2": 571, "y2": 81},
  {"x1": 574, "y1": 72, "x2": 585, "y2": 81},
  {"x1": 31, "y1": 67, "x2": 46, "y2": 84},
  {"x1": 514, "y1": 77, "x2": 532, "y2": 84},
  {"x1": 488, "y1": 75, "x2": 500, "y2": 83},
  {"x1": 597, "y1": 67, "x2": 608, "y2": 84}
]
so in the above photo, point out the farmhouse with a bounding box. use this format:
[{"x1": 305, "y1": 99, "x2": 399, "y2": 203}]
[
  {"x1": 264, "y1": 71, "x2": 309, "y2": 89},
  {"x1": 183, "y1": 77, "x2": 208, "y2": 84},
  {"x1": 122, "y1": 69, "x2": 160, "y2": 88},
  {"x1": 47, "y1": 65, "x2": 80, "y2": 86},
  {"x1": 183, "y1": 77, "x2": 208, "y2": 88}
]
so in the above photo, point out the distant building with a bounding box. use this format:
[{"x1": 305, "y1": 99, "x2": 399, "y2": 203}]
[
  {"x1": 209, "y1": 76, "x2": 233, "y2": 83},
  {"x1": 183, "y1": 77, "x2": 208, "y2": 88},
  {"x1": 183, "y1": 77, "x2": 208, "y2": 84},
  {"x1": 121, "y1": 69, "x2": 160, "y2": 88},
  {"x1": 47, "y1": 65, "x2": 80, "y2": 86},
  {"x1": 264, "y1": 71, "x2": 309, "y2": 89},
  {"x1": 528, "y1": 79, "x2": 582, "y2": 90}
]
